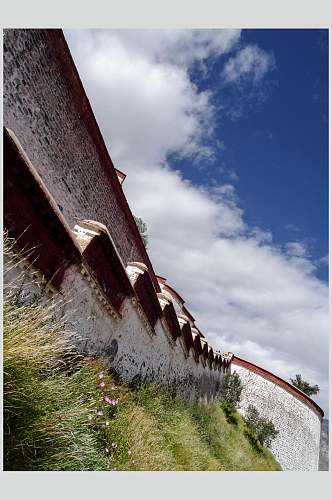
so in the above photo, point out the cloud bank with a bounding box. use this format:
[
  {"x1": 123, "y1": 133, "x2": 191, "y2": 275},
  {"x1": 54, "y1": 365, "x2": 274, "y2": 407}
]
[{"x1": 65, "y1": 29, "x2": 328, "y2": 413}]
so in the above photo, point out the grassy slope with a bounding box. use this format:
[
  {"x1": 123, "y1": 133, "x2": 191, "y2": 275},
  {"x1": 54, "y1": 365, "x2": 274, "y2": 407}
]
[{"x1": 3, "y1": 246, "x2": 281, "y2": 472}]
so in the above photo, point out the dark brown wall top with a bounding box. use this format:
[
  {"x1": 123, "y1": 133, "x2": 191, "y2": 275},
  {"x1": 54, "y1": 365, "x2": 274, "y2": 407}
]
[
  {"x1": 193, "y1": 334, "x2": 203, "y2": 357},
  {"x1": 4, "y1": 127, "x2": 82, "y2": 289},
  {"x1": 181, "y1": 322, "x2": 194, "y2": 354},
  {"x1": 163, "y1": 302, "x2": 182, "y2": 341},
  {"x1": 83, "y1": 230, "x2": 134, "y2": 312},
  {"x1": 3, "y1": 28, "x2": 159, "y2": 291},
  {"x1": 133, "y1": 271, "x2": 163, "y2": 331}
]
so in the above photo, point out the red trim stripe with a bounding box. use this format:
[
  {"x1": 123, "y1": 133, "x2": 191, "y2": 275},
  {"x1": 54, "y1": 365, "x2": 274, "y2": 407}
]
[
  {"x1": 47, "y1": 30, "x2": 160, "y2": 292},
  {"x1": 232, "y1": 355, "x2": 324, "y2": 418}
]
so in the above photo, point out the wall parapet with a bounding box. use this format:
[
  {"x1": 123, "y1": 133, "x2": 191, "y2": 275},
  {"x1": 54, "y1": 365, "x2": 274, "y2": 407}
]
[
  {"x1": 127, "y1": 263, "x2": 163, "y2": 332},
  {"x1": 3, "y1": 127, "x2": 82, "y2": 289},
  {"x1": 45, "y1": 30, "x2": 160, "y2": 291},
  {"x1": 3, "y1": 127, "x2": 228, "y2": 403},
  {"x1": 232, "y1": 355, "x2": 324, "y2": 418},
  {"x1": 161, "y1": 301, "x2": 182, "y2": 341},
  {"x1": 80, "y1": 221, "x2": 134, "y2": 313},
  {"x1": 3, "y1": 28, "x2": 323, "y2": 470}
]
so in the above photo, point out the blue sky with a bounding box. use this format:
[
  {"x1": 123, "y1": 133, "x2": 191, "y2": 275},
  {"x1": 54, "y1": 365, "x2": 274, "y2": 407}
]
[
  {"x1": 169, "y1": 29, "x2": 328, "y2": 281},
  {"x1": 66, "y1": 29, "x2": 329, "y2": 412}
]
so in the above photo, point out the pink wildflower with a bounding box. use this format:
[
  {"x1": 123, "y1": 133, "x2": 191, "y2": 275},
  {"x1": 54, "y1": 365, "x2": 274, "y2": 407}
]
[{"x1": 99, "y1": 381, "x2": 106, "y2": 389}]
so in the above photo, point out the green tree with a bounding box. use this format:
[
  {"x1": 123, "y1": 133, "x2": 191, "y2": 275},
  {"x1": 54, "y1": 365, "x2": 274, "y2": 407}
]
[
  {"x1": 244, "y1": 405, "x2": 279, "y2": 449},
  {"x1": 290, "y1": 374, "x2": 320, "y2": 397},
  {"x1": 218, "y1": 371, "x2": 243, "y2": 410},
  {"x1": 134, "y1": 216, "x2": 148, "y2": 249}
]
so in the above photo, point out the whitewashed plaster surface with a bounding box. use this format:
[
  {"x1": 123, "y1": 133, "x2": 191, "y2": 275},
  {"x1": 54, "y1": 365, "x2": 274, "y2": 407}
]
[
  {"x1": 5, "y1": 255, "x2": 322, "y2": 470},
  {"x1": 59, "y1": 263, "x2": 224, "y2": 401},
  {"x1": 232, "y1": 364, "x2": 322, "y2": 471}
]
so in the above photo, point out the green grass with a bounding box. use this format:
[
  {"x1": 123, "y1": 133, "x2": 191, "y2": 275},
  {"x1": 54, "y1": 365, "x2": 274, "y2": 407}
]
[{"x1": 3, "y1": 240, "x2": 281, "y2": 472}]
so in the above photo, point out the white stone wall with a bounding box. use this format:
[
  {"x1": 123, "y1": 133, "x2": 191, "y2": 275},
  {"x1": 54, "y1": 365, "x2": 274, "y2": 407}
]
[
  {"x1": 5, "y1": 255, "x2": 322, "y2": 470},
  {"x1": 58, "y1": 263, "x2": 224, "y2": 401},
  {"x1": 5, "y1": 254, "x2": 224, "y2": 401},
  {"x1": 4, "y1": 245, "x2": 224, "y2": 405},
  {"x1": 231, "y1": 363, "x2": 322, "y2": 471}
]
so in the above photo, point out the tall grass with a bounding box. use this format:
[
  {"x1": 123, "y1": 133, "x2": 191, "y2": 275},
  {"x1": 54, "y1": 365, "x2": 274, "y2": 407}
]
[
  {"x1": 3, "y1": 238, "x2": 281, "y2": 471},
  {"x1": 4, "y1": 292, "x2": 110, "y2": 469}
]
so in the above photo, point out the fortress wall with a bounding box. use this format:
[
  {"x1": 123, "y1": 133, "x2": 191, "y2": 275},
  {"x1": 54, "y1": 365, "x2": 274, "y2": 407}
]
[
  {"x1": 4, "y1": 127, "x2": 225, "y2": 401},
  {"x1": 3, "y1": 29, "x2": 157, "y2": 285},
  {"x1": 4, "y1": 28, "x2": 324, "y2": 470},
  {"x1": 5, "y1": 252, "x2": 224, "y2": 402},
  {"x1": 232, "y1": 357, "x2": 322, "y2": 471},
  {"x1": 60, "y1": 263, "x2": 222, "y2": 401}
]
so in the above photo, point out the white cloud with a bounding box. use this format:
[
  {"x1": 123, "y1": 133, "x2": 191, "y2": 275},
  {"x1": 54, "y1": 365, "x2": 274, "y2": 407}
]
[
  {"x1": 220, "y1": 44, "x2": 276, "y2": 119},
  {"x1": 222, "y1": 44, "x2": 275, "y2": 86},
  {"x1": 284, "y1": 223, "x2": 301, "y2": 233},
  {"x1": 65, "y1": 29, "x2": 241, "y2": 166},
  {"x1": 249, "y1": 227, "x2": 273, "y2": 243},
  {"x1": 285, "y1": 241, "x2": 308, "y2": 257},
  {"x1": 65, "y1": 29, "x2": 328, "y2": 414},
  {"x1": 216, "y1": 163, "x2": 239, "y2": 182},
  {"x1": 318, "y1": 254, "x2": 329, "y2": 267},
  {"x1": 103, "y1": 29, "x2": 242, "y2": 67}
]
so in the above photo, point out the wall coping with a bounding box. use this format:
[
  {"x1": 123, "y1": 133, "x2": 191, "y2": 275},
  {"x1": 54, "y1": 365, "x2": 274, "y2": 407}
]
[
  {"x1": 3, "y1": 127, "x2": 220, "y2": 376},
  {"x1": 115, "y1": 168, "x2": 126, "y2": 185},
  {"x1": 4, "y1": 127, "x2": 82, "y2": 288},
  {"x1": 47, "y1": 30, "x2": 160, "y2": 292},
  {"x1": 156, "y1": 276, "x2": 201, "y2": 331},
  {"x1": 161, "y1": 282, "x2": 186, "y2": 305},
  {"x1": 129, "y1": 266, "x2": 163, "y2": 332},
  {"x1": 232, "y1": 355, "x2": 324, "y2": 418},
  {"x1": 81, "y1": 223, "x2": 135, "y2": 312}
]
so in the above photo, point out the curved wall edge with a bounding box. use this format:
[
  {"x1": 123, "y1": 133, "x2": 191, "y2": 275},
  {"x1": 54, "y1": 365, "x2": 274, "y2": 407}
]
[
  {"x1": 231, "y1": 357, "x2": 322, "y2": 470},
  {"x1": 232, "y1": 356, "x2": 324, "y2": 418}
]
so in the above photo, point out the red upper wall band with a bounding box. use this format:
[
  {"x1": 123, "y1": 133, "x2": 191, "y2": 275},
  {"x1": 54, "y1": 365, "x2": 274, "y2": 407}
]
[
  {"x1": 82, "y1": 230, "x2": 134, "y2": 312},
  {"x1": 232, "y1": 356, "x2": 324, "y2": 418},
  {"x1": 4, "y1": 127, "x2": 82, "y2": 289},
  {"x1": 47, "y1": 30, "x2": 160, "y2": 292},
  {"x1": 162, "y1": 282, "x2": 186, "y2": 305}
]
